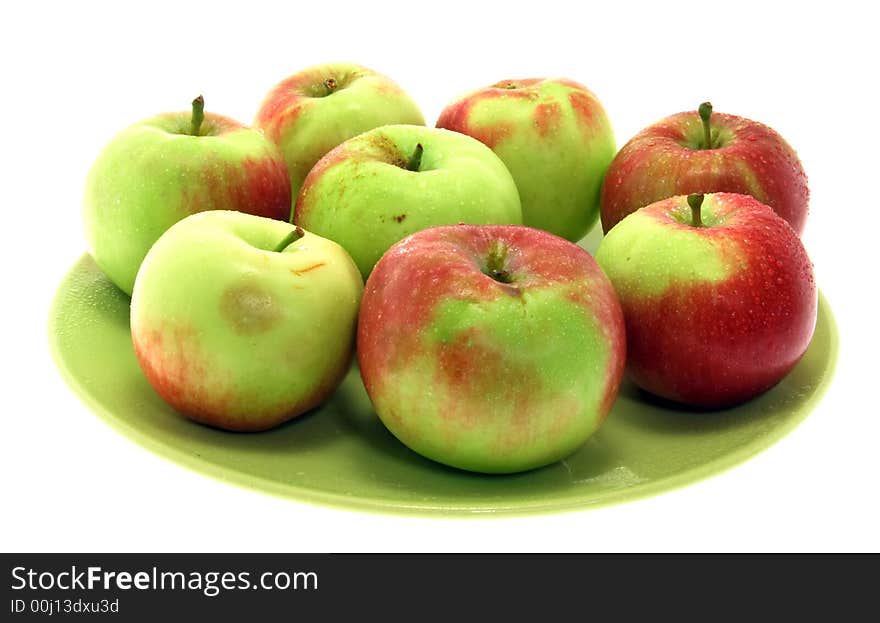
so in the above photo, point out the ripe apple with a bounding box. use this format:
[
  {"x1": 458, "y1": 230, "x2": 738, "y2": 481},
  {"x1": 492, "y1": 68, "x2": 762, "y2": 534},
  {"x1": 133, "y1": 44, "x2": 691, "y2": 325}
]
[
  {"x1": 83, "y1": 96, "x2": 291, "y2": 296},
  {"x1": 600, "y1": 102, "x2": 809, "y2": 234},
  {"x1": 294, "y1": 125, "x2": 523, "y2": 278},
  {"x1": 130, "y1": 210, "x2": 363, "y2": 432},
  {"x1": 595, "y1": 192, "x2": 817, "y2": 408},
  {"x1": 254, "y1": 62, "x2": 425, "y2": 202},
  {"x1": 357, "y1": 224, "x2": 626, "y2": 474},
  {"x1": 436, "y1": 78, "x2": 616, "y2": 241}
]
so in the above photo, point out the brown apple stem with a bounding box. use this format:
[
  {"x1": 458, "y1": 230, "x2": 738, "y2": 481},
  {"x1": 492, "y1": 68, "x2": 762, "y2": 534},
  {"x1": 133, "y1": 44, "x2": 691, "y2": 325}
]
[
  {"x1": 687, "y1": 193, "x2": 705, "y2": 227},
  {"x1": 273, "y1": 226, "x2": 305, "y2": 252},
  {"x1": 323, "y1": 78, "x2": 338, "y2": 96},
  {"x1": 190, "y1": 95, "x2": 205, "y2": 137},
  {"x1": 699, "y1": 101, "x2": 713, "y2": 149},
  {"x1": 406, "y1": 143, "x2": 424, "y2": 172}
]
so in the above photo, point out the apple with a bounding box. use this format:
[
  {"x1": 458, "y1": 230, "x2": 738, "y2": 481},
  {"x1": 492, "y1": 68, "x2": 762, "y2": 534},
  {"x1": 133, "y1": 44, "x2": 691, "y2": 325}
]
[
  {"x1": 600, "y1": 102, "x2": 809, "y2": 235},
  {"x1": 254, "y1": 62, "x2": 425, "y2": 202},
  {"x1": 83, "y1": 96, "x2": 291, "y2": 296},
  {"x1": 357, "y1": 224, "x2": 626, "y2": 473},
  {"x1": 294, "y1": 125, "x2": 523, "y2": 278},
  {"x1": 130, "y1": 210, "x2": 363, "y2": 432},
  {"x1": 595, "y1": 192, "x2": 817, "y2": 408},
  {"x1": 436, "y1": 78, "x2": 616, "y2": 242}
]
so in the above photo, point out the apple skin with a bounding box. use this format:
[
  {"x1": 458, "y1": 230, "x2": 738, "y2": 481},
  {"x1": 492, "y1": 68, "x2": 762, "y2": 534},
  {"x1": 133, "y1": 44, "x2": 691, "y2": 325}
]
[
  {"x1": 600, "y1": 109, "x2": 808, "y2": 235},
  {"x1": 357, "y1": 224, "x2": 626, "y2": 474},
  {"x1": 595, "y1": 192, "x2": 817, "y2": 408},
  {"x1": 130, "y1": 210, "x2": 363, "y2": 432},
  {"x1": 436, "y1": 78, "x2": 616, "y2": 242},
  {"x1": 254, "y1": 62, "x2": 425, "y2": 202},
  {"x1": 295, "y1": 125, "x2": 523, "y2": 278},
  {"x1": 83, "y1": 111, "x2": 291, "y2": 296}
]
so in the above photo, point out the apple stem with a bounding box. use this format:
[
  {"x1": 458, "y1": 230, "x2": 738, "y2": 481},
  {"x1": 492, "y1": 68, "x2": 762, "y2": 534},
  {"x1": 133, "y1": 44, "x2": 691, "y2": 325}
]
[
  {"x1": 273, "y1": 226, "x2": 305, "y2": 252},
  {"x1": 190, "y1": 95, "x2": 205, "y2": 137},
  {"x1": 406, "y1": 143, "x2": 424, "y2": 172},
  {"x1": 699, "y1": 101, "x2": 713, "y2": 149},
  {"x1": 687, "y1": 193, "x2": 704, "y2": 227},
  {"x1": 486, "y1": 240, "x2": 512, "y2": 283},
  {"x1": 323, "y1": 78, "x2": 338, "y2": 96}
]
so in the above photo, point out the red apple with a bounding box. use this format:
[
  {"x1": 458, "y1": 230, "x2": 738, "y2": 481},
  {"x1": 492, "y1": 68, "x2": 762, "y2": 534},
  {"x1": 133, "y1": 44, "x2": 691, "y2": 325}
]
[
  {"x1": 600, "y1": 103, "x2": 809, "y2": 235},
  {"x1": 595, "y1": 192, "x2": 817, "y2": 408},
  {"x1": 357, "y1": 224, "x2": 626, "y2": 473}
]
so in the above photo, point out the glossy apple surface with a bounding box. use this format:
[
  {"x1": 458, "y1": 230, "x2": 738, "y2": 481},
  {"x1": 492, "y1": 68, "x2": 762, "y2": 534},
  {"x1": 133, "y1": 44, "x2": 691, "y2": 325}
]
[
  {"x1": 436, "y1": 78, "x2": 615, "y2": 241},
  {"x1": 357, "y1": 224, "x2": 626, "y2": 473},
  {"x1": 131, "y1": 210, "x2": 363, "y2": 431},
  {"x1": 600, "y1": 104, "x2": 808, "y2": 234},
  {"x1": 295, "y1": 125, "x2": 523, "y2": 278},
  {"x1": 596, "y1": 192, "x2": 817, "y2": 408},
  {"x1": 254, "y1": 62, "x2": 425, "y2": 202},
  {"x1": 84, "y1": 99, "x2": 291, "y2": 295}
]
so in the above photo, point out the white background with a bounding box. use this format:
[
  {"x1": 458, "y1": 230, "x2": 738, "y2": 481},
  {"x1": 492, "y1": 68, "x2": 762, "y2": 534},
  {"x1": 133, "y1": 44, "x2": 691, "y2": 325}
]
[{"x1": 2, "y1": 1, "x2": 877, "y2": 552}]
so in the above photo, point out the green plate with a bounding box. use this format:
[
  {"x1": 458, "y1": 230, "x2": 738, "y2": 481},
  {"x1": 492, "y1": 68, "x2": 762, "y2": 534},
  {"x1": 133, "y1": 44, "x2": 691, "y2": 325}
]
[{"x1": 48, "y1": 251, "x2": 838, "y2": 516}]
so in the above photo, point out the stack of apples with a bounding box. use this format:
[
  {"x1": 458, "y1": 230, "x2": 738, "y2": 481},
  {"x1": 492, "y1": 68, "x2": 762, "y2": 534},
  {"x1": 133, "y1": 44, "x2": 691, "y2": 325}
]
[{"x1": 81, "y1": 62, "x2": 817, "y2": 475}]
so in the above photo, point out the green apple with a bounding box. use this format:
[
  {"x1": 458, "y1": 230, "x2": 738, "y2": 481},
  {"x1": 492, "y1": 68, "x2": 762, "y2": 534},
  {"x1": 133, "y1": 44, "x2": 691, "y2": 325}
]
[
  {"x1": 130, "y1": 210, "x2": 363, "y2": 431},
  {"x1": 83, "y1": 96, "x2": 292, "y2": 296},
  {"x1": 294, "y1": 125, "x2": 523, "y2": 278},
  {"x1": 357, "y1": 224, "x2": 627, "y2": 474},
  {"x1": 254, "y1": 62, "x2": 425, "y2": 202},
  {"x1": 436, "y1": 78, "x2": 616, "y2": 241}
]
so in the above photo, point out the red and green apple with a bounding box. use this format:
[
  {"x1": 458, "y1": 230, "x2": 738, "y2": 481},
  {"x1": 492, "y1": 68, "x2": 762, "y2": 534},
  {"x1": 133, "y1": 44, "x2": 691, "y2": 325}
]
[
  {"x1": 131, "y1": 210, "x2": 363, "y2": 432},
  {"x1": 436, "y1": 78, "x2": 615, "y2": 241},
  {"x1": 596, "y1": 192, "x2": 817, "y2": 408},
  {"x1": 294, "y1": 125, "x2": 523, "y2": 278},
  {"x1": 357, "y1": 224, "x2": 626, "y2": 473},
  {"x1": 254, "y1": 62, "x2": 425, "y2": 203},
  {"x1": 600, "y1": 102, "x2": 809, "y2": 234},
  {"x1": 83, "y1": 96, "x2": 291, "y2": 295}
]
